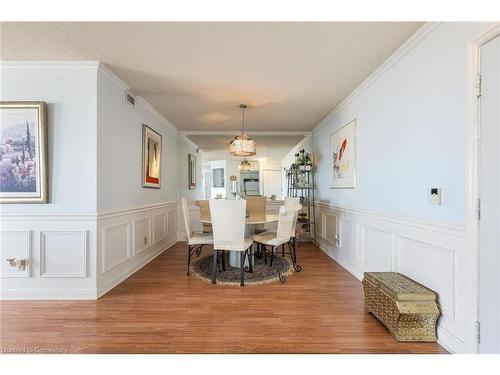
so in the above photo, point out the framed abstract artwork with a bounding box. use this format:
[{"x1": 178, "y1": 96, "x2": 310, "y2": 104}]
[
  {"x1": 142, "y1": 124, "x2": 162, "y2": 189},
  {"x1": 330, "y1": 119, "x2": 357, "y2": 188},
  {"x1": 188, "y1": 153, "x2": 196, "y2": 190},
  {"x1": 0, "y1": 101, "x2": 48, "y2": 203}
]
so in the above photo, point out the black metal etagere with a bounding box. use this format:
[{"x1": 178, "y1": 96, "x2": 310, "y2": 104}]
[{"x1": 286, "y1": 165, "x2": 316, "y2": 245}]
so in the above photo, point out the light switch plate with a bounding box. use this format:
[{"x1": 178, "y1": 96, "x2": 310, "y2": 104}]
[{"x1": 430, "y1": 188, "x2": 441, "y2": 205}]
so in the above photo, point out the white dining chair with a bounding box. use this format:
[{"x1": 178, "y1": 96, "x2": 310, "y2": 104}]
[
  {"x1": 209, "y1": 199, "x2": 253, "y2": 286},
  {"x1": 181, "y1": 198, "x2": 213, "y2": 276},
  {"x1": 252, "y1": 205, "x2": 297, "y2": 283},
  {"x1": 283, "y1": 200, "x2": 302, "y2": 272}
]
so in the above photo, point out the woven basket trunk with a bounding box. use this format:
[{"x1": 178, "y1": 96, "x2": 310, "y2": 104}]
[{"x1": 362, "y1": 272, "x2": 440, "y2": 342}]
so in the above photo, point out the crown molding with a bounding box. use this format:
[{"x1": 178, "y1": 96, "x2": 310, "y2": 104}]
[
  {"x1": 97, "y1": 62, "x2": 130, "y2": 91},
  {"x1": 0, "y1": 60, "x2": 179, "y2": 134},
  {"x1": 96, "y1": 62, "x2": 178, "y2": 134},
  {"x1": 179, "y1": 130, "x2": 312, "y2": 136},
  {"x1": 313, "y1": 22, "x2": 441, "y2": 133},
  {"x1": 179, "y1": 133, "x2": 201, "y2": 150},
  {"x1": 135, "y1": 96, "x2": 178, "y2": 134}
]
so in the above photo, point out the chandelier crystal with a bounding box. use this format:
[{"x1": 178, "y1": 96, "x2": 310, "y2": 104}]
[{"x1": 230, "y1": 104, "x2": 256, "y2": 157}]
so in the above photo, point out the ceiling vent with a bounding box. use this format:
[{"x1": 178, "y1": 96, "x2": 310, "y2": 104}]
[{"x1": 125, "y1": 91, "x2": 136, "y2": 106}]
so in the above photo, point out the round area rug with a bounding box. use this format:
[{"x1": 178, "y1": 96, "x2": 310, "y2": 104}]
[{"x1": 190, "y1": 252, "x2": 294, "y2": 286}]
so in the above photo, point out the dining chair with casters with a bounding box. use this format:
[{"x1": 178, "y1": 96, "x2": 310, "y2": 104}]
[
  {"x1": 181, "y1": 198, "x2": 214, "y2": 276},
  {"x1": 252, "y1": 205, "x2": 296, "y2": 283},
  {"x1": 209, "y1": 199, "x2": 253, "y2": 286}
]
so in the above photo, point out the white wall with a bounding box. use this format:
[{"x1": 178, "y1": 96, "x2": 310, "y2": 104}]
[
  {"x1": 177, "y1": 135, "x2": 203, "y2": 200},
  {"x1": 312, "y1": 23, "x2": 496, "y2": 353},
  {"x1": 259, "y1": 159, "x2": 282, "y2": 198},
  {"x1": 97, "y1": 69, "x2": 178, "y2": 212},
  {"x1": 95, "y1": 66, "x2": 179, "y2": 297},
  {"x1": 313, "y1": 23, "x2": 494, "y2": 224},
  {"x1": 0, "y1": 62, "x2": 181, "y2": 299},
  {"x1": 0, "y1": 62, "x2": 99, "y2": 299},
  {"x1": 0, "y1": 62, "x2": 98, "y2": 214}
]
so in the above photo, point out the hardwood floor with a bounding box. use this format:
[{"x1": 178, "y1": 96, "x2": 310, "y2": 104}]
[{"x1": 0, "y1": 242, "x2": 446, "y2": 354}]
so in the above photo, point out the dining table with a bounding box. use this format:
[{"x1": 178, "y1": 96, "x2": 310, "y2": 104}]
[{"x1": 200, "y1": 214, "x2": 278, "y2": 268}]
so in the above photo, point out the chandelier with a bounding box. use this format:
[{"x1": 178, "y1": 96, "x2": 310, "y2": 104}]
[
  {"x1": 230, "y1": 104, "x2": 256, "y2": 157},
  {"x1": 239, "y1": 159, "x2": 251, "y2": 171}
]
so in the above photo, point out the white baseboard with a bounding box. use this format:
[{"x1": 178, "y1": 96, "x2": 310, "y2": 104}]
[{"x1": 436, "y1": 326, "x2": 466, "y2": 354}]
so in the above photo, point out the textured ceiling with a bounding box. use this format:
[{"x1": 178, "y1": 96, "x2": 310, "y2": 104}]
[{"x1": 0, "y1": 22, "x2": 423, "y2": 131}]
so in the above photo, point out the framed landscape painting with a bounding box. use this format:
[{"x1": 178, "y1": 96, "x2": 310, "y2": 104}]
[
  {"x1": 142, "y1": 124, "x2": 162, "y2": 189},
  {"x1": 330, "y1": 119, "x2": 357, "y2": 189},
  {"x1": 188, "y1": 153, "x2": 196, "y2": 190},
  {"x1": 0, "y1": 101, "x2": 48, "y2": 203}
]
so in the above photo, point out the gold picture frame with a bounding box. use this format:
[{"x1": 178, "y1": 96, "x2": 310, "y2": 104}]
[
  {"x1": 142, "y1": 124, "x2": 162, "y2": 189},
  {"x1": 0, "y1": 101, "x2": 48, "y2": 203},
  {"x1": 188, "y1": 153, "x2": 196, "y2": 190}
]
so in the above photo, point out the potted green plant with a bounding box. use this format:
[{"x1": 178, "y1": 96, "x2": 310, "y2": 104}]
[{"x1": 295, "y1": 149, "x2": 313, "y2": 171}]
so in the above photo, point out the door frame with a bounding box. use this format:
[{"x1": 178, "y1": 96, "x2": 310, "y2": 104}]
[{"x1": 465, "y1": 23, "x2": 500, "y2": 354}]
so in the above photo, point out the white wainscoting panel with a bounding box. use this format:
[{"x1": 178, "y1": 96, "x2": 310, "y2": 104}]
[
  {"x1": 102, "y1": 223, "x2": 130, "y2": 273},
  {"x1": 396, "y1": 235, "x2": 455, "y2": 319},
  {"x1": 360, "y1": 224, "x2": 392, "y2": 272},
  {"x1": 339, "y1": 219, "x2": 359, "y2": 270},
  {"x1": 40, "y1": 231, "x2": 87, "y2": 277},
  {"x1": 0, "y1": 231, "x2": 32, "y2": 278},
  {"x1": 133, "y1": 217, "x2": 151, "y2": 255},
  {"x1": 97, "y1": 201, "x2": 177, "y2": 298},
  {"x1": 0, "y1": 216, "x2": 97, "y2": 300},
  {"x1": 153, "y1": 212, "x2": 167, "y2": 244},
  {"x1": 324, "y1": 213, "x2": 338, "y2": 245},
  {"x1": 167, "y1": 210, "x2": 176, "y2": 238},
  {"x1": 315, "y1": 202, "x2": 466, "y2": 353}
]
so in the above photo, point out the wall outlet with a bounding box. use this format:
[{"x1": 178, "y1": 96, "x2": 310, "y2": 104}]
[{"x1": 430, "y1": 188, "x2": 441, "y2": 205}]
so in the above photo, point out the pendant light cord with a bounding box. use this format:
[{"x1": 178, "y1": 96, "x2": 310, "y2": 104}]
[{"x1": 241, "y1": 106, "x2": 245, "y2": 134}]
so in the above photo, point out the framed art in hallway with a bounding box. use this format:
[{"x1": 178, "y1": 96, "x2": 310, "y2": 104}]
[
  {"x1": 0, "y1": 101, "x2": 48, "y2": 203},
  {"x1": 142, "y1": 124, "x2": 162, "y2": 188},
  {"x1": 188, "y1": 153, "x2": 196, "y2": 189},
  {"x1": 330, "y1": 119, "x2": 357, "y2": 188}
]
